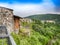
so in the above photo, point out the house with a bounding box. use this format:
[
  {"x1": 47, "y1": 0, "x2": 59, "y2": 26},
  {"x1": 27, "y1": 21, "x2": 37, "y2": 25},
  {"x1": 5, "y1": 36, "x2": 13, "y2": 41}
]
[{"x1": 0, "y1": 7, "x2": 22, "y2": 34}]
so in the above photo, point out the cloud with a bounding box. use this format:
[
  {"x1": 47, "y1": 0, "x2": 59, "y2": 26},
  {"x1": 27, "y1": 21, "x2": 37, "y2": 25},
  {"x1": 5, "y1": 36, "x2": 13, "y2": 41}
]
[{"x1": 0, "y1": 0, "x2": 60, "y2": 17}]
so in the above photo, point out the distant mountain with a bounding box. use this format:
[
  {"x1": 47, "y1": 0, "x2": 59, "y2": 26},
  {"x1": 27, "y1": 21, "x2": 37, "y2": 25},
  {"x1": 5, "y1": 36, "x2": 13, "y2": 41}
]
[{"x1": 25, "y1": 14, "x2": 60, "y2": 22}]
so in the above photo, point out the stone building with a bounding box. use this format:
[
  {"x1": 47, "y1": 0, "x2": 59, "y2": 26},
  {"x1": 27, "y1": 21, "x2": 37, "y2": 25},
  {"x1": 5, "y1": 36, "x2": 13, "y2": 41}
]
[{"x1": 0, "y1": 7, "x2": 21, "y2": 34}]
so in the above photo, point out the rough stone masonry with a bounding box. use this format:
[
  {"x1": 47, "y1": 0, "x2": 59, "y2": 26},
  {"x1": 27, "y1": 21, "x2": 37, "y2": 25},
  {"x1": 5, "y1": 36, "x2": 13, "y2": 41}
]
[{"x1": 0, "y1": 7, "x2": 14, "y2": 34}]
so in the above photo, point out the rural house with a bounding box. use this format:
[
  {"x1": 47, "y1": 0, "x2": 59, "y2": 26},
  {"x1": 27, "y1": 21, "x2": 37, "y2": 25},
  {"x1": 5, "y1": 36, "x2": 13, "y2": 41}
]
[{"x1": 0, "y1": 7, "x2": 22, "y2": 34}]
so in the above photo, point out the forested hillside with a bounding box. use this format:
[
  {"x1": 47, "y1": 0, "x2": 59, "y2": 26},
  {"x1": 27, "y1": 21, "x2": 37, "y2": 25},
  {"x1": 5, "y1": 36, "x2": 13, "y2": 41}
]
[
  {"x1": 26, "y1": 14, "x2": 60, "y2": 22},
  {"x1": 12, "y1": 19, "x2": 60, "y2": 45}
]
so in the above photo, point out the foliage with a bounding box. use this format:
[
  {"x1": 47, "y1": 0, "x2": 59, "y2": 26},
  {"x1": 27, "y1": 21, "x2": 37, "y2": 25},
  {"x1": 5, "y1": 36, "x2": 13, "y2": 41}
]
[
  {"x1": 0, "y1": 38, "x2": 8, "y2": 45},
  {"x1": 12, "y1": 19, "x2": 60, "y2": 45},
  {"x1": 32, "y1": 19, "x2": 60, "y2": 45}
]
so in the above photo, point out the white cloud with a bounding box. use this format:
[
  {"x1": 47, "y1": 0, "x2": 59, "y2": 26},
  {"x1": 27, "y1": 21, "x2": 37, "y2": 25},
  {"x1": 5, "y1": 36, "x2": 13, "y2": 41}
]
[{"x1": 0, "y1": 0, "x2": 60, "y2": 17}]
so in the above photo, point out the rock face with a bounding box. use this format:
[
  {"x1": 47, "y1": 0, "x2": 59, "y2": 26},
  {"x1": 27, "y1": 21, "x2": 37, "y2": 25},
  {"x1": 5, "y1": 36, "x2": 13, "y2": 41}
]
[
  {"x1": 20, "y1": 18, "x2": 32, "y2": 24},
  {"x1": 0, "y1": 7, "x2": 14, "y2": 34}
]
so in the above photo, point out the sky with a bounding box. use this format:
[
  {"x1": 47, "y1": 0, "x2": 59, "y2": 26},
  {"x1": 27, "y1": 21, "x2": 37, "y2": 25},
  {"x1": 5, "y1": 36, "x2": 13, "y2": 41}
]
[{"x1": 0, "y1": 0, "x2": 60, "y2": 17}]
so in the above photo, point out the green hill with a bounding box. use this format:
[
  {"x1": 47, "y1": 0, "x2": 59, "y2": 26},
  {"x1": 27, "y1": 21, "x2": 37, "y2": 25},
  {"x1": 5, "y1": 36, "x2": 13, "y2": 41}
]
[{"x1": 25, "y1": 14, "x2": 60, "y2": 22}]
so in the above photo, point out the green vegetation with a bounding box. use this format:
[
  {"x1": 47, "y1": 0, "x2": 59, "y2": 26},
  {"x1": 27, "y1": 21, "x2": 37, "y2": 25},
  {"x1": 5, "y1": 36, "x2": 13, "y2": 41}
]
[
  {"x1": 25, "y1": 14, "x2": 60, "y2": 23},
  {"x1": 0, "y1": 38, "x2": 8, "y2": 45},
  {"x1": 12, "y1": 19, "x2": 60, "y2": 45}
]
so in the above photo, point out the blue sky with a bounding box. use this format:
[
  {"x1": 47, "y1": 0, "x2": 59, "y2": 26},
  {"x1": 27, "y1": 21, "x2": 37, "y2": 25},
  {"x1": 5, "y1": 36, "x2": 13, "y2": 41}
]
[
  {"x1": 0, "y1": 0, "x2": 60, "y2": 5},
  {"x1": 0, "y1": 0, "x2": 60, "y2": 6},
  {"x1": 0, "y1": 0, "x2": 42, "y2": 4},
  {"x1": 0, "y1": 0, "x2": 60, "y2": 17}
]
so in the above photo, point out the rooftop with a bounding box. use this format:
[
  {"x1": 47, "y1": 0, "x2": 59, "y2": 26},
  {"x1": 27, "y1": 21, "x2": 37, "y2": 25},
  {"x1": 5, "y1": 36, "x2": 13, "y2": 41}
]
[
  {"x1": 14, "y1": 15, "x2": 23, "y2": 19},
  {"x1": 0, "y1": 6, "x2": 13, "y2": 11}
]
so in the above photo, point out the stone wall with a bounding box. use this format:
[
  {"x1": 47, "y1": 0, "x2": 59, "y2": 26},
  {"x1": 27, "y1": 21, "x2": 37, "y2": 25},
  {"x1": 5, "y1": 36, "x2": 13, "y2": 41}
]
[{"x1": 0, "y1": 7, "x2": 14, "y2": 34}]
